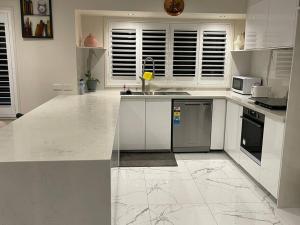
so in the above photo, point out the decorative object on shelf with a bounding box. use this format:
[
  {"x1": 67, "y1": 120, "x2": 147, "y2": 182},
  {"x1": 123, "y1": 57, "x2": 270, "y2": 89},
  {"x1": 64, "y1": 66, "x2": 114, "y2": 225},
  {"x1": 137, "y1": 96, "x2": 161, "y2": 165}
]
[
  {"x1": 234, "y1": 32, "x2": 245, "y2": 50},
  {"x1": 20, "y1": 0, "x2": 53, "y2": 38},
  {"x1": 164, "y1": 0, "x2": 185, "y2": 16},
  {"x1": 83, "y1": 34, "x2": 99, "y2": 48},
  {"x1": 37, "y1": 0, "x2": 47, "y2": 15},
  {"x1": 85, "y1": 71, "x2": 99, "y2": 92}
]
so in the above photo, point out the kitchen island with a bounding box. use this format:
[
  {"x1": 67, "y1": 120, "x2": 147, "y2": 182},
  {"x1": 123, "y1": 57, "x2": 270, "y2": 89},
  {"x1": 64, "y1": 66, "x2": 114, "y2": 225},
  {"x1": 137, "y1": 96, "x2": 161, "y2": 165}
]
[{"x1": 0, "y1": 91, "x2": 120, "y2": 225}]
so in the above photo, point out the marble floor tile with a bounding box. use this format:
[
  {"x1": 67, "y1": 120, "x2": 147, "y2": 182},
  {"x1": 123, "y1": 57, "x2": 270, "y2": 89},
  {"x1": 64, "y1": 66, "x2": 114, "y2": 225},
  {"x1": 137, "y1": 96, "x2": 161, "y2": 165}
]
[
  {"x1": 112, "y1": 203, "x2": 151, "y2": 225},
  {"x1": 209, "y1": 203, "x2": 283, "y2": 225},
  {"x1": 184, "y1": 160, "x2": 230, "y2": 179},
  {"x1": 118, "y1": 167, "x2": 145, "y2": 180},
  {"x1": 149, "y1": 204, "x2": 218, "y2": 225},
  {"x1": 143, "y1": 161, "x2": 192, "y2": 180},
  {"x1": 146, "y1": 179, "x2": 205, "y2": 204},
  {"x1": 195, "y1": 177, "x2": 264, "y2": 204},
  {"x1": 112, "y1": 178, "x2": 148, "y2": 205},
  {"x1": 221, "y1": 160, "x2": 249, "y2": 179}
]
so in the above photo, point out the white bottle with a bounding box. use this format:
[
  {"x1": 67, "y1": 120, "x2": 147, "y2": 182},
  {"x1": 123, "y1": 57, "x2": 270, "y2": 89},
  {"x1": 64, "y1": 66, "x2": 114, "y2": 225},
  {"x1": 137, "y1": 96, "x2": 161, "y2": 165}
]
[{"x1": 79, "y1": 79, "x2": 85, "y2": 95}]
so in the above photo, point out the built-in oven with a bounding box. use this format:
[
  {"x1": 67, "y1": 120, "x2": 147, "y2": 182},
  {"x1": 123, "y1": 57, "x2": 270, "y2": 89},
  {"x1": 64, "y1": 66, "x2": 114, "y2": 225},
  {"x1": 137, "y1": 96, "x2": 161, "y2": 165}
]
[{"x1": 240, "y1": 107, "x2": 265, "y2": 165}]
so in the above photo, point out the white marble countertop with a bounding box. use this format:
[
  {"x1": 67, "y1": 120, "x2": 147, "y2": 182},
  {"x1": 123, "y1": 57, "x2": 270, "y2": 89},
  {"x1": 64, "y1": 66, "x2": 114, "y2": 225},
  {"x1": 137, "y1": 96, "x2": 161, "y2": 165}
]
[
  {"x1": 0, "y1": 91, "x2": 120, "y2": 162},
  {"x1": 0, "y1": 89, "x2": 286, "y2": 163},
  {"x1": 121, "y1": 90, "x2": 286, "y2": 122}
]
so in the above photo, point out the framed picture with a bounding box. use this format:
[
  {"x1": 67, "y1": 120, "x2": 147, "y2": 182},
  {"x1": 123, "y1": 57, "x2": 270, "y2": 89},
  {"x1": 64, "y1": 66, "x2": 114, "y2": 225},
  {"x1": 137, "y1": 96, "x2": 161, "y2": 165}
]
[{"x1": 20, "y1": 0, "x2": 53, "y2": 39}]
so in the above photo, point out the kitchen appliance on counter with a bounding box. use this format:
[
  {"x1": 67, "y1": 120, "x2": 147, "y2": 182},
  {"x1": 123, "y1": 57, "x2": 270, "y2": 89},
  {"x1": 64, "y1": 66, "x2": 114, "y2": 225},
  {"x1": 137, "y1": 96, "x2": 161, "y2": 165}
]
[
  {"x1": 250, "y1": 97, "x2": 288, "y2": 110},
  {"x1": 232, "y1": 76, "x2": 262, "y2": 95},
  {"x1": 172, "y1": 99, "x2": 212, "y2": 153},
  {"x1": 240, "y1": 107, "x2": 265, "y2": 165},
  {"x1": 251, "y1": 86, "x2": 271, "y2": 98}
]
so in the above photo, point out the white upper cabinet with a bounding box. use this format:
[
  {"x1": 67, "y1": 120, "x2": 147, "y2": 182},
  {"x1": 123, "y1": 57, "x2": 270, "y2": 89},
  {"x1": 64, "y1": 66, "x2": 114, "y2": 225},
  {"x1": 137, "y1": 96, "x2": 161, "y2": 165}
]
[
  {"x1": 145, "y1": 99, "x2": 172, "y2": 150},
  {"x1": 245, "y1": 0, "x2": 298, "y2": 49},
  {"x1": 261, "y1": 117, "x2": 285, "y2": 198},
  {"x1": 245, "y1": 0, "x2": 269, "y2": 49},
  {"x1": 224, "y1": 101, "x2": 243, "y2": 164},
  {"x1": 267, "y1": 0, "x2": 298, "y2": 48},
  {"x1": 211, "y1": 99, "x2": 226, "y2": 150}
]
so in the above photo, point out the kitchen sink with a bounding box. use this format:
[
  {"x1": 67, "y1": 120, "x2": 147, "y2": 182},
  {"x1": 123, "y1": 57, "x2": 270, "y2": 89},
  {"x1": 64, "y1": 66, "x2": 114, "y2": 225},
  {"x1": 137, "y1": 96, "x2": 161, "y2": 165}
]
[
  {"x1": 154, "y1": 92, "x2": 190, "y2": 96},
  {"x1": 120, "y1": 91, "x2": 144, "y2": 95},
  {"x1": 120, "y1": 91, "x2": 190, "y2": 96}
]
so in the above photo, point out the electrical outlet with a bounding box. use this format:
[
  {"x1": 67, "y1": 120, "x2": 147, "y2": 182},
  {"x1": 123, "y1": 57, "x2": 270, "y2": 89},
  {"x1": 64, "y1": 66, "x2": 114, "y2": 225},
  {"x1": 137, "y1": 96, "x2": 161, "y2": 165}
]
[{"x1": 53, "y1": 83, "x2": 64, "y2": 91}]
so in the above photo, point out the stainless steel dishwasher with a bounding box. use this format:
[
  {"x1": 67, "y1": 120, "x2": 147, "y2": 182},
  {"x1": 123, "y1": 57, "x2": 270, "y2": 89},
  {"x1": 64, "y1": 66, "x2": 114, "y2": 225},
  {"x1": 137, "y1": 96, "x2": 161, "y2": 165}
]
[{"x1": 172, "y1": 99, "x2": 212, "y2": 153}]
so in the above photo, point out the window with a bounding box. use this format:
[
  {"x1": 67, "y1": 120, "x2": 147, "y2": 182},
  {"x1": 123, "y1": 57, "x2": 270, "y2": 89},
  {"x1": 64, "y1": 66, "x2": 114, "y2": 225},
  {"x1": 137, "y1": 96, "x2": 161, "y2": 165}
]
[
  {"x1": 110, "y1": 28, "x2": 137, "y2": 77},
  {"x1": 142, "y1": 27, "x2": 167, "y2": 77},
  {"x1": 0, "y1": 22, "x2": 10, "y2": 106},
  {"x1": 0, "y1": 10, "x2": 17, "y2": 117},
  {"x1": 106, "y1": 21, "x2": 232, "y2": 86},
  {"x1": 200, "y1": 27, "x2": 229, "y2": 78},
  {"x1": 171, "y1": 27, "x2": 198, "y2": 77}
]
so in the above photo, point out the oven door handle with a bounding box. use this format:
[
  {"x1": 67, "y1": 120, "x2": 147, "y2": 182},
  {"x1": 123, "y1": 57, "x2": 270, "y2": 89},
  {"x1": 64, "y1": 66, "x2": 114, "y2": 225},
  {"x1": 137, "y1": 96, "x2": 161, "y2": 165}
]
[{"x1": 240, "y1": 116, "x2": 262, "y2": 128}]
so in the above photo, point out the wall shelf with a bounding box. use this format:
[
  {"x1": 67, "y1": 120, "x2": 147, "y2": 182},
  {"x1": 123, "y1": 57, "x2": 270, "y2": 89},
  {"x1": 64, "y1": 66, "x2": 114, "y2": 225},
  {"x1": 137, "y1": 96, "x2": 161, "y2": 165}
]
[
  {"x1": 231, "y1": 47, "x2": 293, "y2": 53},
  {"x1": 76, "y1": 46, "x2": 106, "y2": 50}
]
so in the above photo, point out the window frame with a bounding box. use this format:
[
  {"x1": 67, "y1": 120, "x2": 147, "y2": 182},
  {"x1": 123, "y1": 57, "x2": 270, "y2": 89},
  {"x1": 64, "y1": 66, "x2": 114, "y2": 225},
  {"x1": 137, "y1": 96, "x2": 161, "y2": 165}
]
[
  {"x1": 105, "y1": 19, "x2": 233, "y2": 88},
  {"x1": 169, "y1": 23, "x2": 200, "y2": 84},
  {"x1": 106, "y1": 22, "x2": 140, "y2": 87},
  {"x1": 0, "y1": 9, "x2": 18, "y2": 117},
  {"x1": 140, "y1": 23, "x2": 170, "y2": 81},
  {"x1": 198, "y1": 23, "x2": 233, "y2": 86}
]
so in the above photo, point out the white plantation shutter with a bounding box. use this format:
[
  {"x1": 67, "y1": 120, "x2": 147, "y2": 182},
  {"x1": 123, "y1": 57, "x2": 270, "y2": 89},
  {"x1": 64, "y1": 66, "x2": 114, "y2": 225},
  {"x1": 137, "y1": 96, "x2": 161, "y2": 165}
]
[
  {"x1": 110, "y1": 28, "x2": 137, "y2": 77},
  {"x1": 172, "y1": 28, "x2": 198, "y2": 77},
  {"x1": 0, "y1": 11, "x2": 17, "y2": 117},
  {"x1": 269, "y1": 49, "x2": 294, "y2": 79},
  {"x1": 142, "y1": 29, "x2": 167, "y2": 77},
  {"x1": 106, "y1": 21, "x2": 232, "y2": 86},
  {"x1": 0, "y1": 22, "x2": 10, "y2": 106},
  {"x1": 200, "y1": 30, "x2": 228, "y2": 78}
]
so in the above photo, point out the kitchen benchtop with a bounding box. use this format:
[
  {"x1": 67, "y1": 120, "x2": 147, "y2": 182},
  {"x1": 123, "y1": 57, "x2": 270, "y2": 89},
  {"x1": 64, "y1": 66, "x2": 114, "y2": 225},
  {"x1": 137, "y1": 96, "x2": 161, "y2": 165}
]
[
  {"x1": 0, "y1": 89, "x2": 286, "y2": 163},
  {"x1": 0, "y1": 91, "x2": 120, "y2": 162},
  {"x1": 121, "y1": 90, "x2": 287, "y2": 122}
]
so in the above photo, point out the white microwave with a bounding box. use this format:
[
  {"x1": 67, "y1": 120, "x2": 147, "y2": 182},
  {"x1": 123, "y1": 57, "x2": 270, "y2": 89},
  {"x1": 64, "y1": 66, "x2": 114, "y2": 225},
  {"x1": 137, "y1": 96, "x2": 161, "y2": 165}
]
[{"x1": 232, "y1": 76, "x2": 262, "y2": 95}]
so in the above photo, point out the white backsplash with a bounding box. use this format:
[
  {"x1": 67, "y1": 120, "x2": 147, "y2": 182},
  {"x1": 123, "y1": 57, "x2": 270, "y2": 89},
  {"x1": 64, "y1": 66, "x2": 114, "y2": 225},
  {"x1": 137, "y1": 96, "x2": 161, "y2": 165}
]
[{"x1": 249, "y1": 50, "x2": 292, "y2": 98}]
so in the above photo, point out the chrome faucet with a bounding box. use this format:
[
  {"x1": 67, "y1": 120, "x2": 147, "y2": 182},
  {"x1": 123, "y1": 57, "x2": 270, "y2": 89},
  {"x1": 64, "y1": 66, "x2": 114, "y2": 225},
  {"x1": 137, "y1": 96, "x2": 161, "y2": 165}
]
[{"x1": 139, "y1": 57, "x2": 155, "y2": 92}]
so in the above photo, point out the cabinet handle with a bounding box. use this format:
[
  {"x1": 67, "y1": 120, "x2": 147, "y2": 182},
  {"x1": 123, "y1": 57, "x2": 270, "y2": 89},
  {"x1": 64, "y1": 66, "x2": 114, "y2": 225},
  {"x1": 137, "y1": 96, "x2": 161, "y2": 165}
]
[{"x1": 240, "y1": 116, "x2": 263, "y2": 128}]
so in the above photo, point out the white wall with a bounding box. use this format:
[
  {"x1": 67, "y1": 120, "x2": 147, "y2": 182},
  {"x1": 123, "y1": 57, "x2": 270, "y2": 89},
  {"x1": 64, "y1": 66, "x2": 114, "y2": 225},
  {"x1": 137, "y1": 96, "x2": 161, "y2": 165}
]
[
  {"x1": 0, "y1": 0, "x2": 246, "y2": 113},
  {"x1": 231, "y1": 50, "x2": 292, "y2": 98},
  {"x1": 278, "y1": 12, "x2": 300, "y2": 208}
]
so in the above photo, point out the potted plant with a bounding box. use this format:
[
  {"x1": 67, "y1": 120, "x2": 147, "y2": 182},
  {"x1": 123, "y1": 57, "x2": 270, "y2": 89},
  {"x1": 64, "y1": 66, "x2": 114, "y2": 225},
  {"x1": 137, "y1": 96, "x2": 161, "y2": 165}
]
[{"x1": 85, "y1": 71, "x2": 99, "y2": 92}]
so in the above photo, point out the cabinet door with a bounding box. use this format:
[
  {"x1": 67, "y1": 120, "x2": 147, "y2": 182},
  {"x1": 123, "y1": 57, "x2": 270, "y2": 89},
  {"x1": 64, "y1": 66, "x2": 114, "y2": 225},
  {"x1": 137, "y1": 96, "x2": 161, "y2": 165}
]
[
  {"x1": 119, "y1": 99, "x2": 145, "y2": 151},
  {"x1": 224, "y1": 101, "x2": 243, "y2": 164},
  {"x1": 261, "y1": 117, "x2": 285, "y2": 198},
  {"x1": 211, "y1": 99, "x2": 226, "y2": 150},
  {"x1": 245, "y1": 0, "x2": 269, "y2": 49},
  {"x1": 267, "y1": 0, "x2": 298, "y2": 48},
  {"x1": 146, "y1": 99, "x2": 171, "y2": 150}
]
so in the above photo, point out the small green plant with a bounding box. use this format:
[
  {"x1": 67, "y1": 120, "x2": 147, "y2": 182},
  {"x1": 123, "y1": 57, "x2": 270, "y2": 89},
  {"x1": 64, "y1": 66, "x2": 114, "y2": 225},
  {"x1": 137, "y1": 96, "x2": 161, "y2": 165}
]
[{"x1": 84, "y1": 71, "x2": 99, "y2": 83}]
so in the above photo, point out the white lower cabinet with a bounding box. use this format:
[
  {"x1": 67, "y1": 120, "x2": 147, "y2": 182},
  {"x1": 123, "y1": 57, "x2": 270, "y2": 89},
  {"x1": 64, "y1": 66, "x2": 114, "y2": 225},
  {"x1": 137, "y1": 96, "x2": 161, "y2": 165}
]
[
  {"x1": 224, "y1": 100, "x2": 285, "y2": 199},
  {"x1": 260, "y1": 117, "x2": 285, "y2": 198},
  {"x1": 119, "y1": 98, "x2": 172, "y2": 151},
  {"x1": 119, "y1": 99, "x2": 146, "y2": 151},
  {"x1": 211, "y1": 99, "x2": 226, "y2": 150},
  {"x1": 224, "y1": 101, "x2": 243, "y2": 164},
  {"x1": 239, "y1": 149, "x2": 261, "y2": 182},
  {"x1": 145, "y1": 99, "x2": 172, "y2": 150}
]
